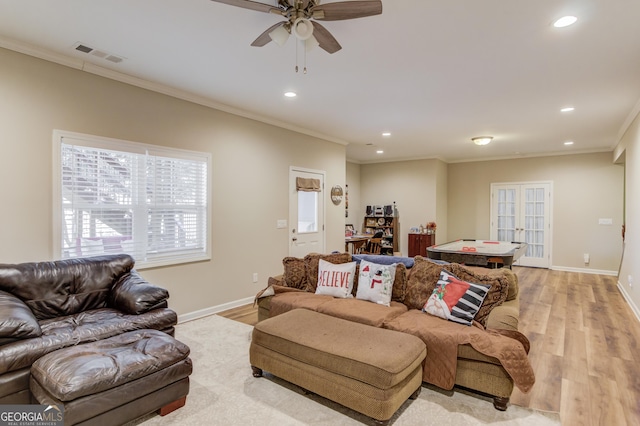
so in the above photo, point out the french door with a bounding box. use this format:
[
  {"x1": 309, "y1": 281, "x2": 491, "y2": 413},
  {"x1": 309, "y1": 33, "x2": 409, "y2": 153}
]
[
  {"x1": 490, "y1": 182, "x2": 552, "y2": 268},
  {"x1": 289, "y1": 167, "x2": 325, "y2": 257}
]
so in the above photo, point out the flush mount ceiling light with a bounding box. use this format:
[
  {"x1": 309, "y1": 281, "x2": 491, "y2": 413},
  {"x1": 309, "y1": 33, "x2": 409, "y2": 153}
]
[
  {"x1": 284, "y1": 91, "x2": 297, "y2": 98},
  {"x1": 382, "y1": 132, "x2": 391, "y2": 137},
  {"x1": 561, "y1": 107, "x2": 575, "y2": 112},
  {"x1": 564, "y1": 141, "x2": 575, "y2": 146},
  {"x1": 554, "y1": 16, "x2": 577, "y2": 28},
  {"x1": 472, "y1": 136, "x2": 493, "y2": 146},
  {"x1": 376, "y1": 150, "x2": 384, "y2": 154}
]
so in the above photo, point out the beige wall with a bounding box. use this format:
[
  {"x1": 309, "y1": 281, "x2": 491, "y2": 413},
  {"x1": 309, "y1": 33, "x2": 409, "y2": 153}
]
[
  {"x1": 615, "y1": 106, "x2": 640, "y2": 318},
  {"x1": 448, "y1": 153, "x2": 624, "y2": 272},
  {"x1": 360, "y1": 159, "x2": 448, "y2": 256},
  {"x1": 346, "y1": 162, "x2": 362, "y2": 229},
  {"x1": 0, "y1": 47, "x2": 346, "y2": 318}
]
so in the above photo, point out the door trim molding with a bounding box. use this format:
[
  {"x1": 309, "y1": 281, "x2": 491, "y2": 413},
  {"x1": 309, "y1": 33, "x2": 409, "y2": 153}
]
[
  {"x1": 289, "y1": 166, "x2": 327, "y2": 257},
  {"x1": 490, "y1": 181, "x2": 553, "y2": 268}
]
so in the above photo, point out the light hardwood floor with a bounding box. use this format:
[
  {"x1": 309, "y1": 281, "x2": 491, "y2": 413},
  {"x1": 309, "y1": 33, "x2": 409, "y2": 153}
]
[{"x1": 217, "y1": 267, "x2": 640, "y2": 425}]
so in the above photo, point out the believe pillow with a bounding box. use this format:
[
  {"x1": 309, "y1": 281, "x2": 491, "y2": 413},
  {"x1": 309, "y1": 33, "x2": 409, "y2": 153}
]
[
  {"x1": 315, "y1": 259, "x2": 357, "y2": 298},
  {"x1": 356, "y1": 260, "x2": 396, "y2": 306},
  {"x1": 423, "y1": 270, "x2": 490, "y2": 326}
]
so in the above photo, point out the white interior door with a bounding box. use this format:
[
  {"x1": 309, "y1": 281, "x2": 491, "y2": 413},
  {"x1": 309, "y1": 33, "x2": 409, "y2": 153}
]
[
  {"x1": 491, "y1": 182, "x2": 552, "y2": 268},
  {"x1": 289, "y1": 168, "x2": 325, "y2": 257}
]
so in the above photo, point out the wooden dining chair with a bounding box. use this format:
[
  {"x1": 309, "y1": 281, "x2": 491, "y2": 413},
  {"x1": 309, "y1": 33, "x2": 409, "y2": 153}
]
[
  {"x1": 351, "y1": 238, "x2": 368, "y2": 254},
  {"x1": 362, "y1": 238, "x2": 382, "y2": 255}
]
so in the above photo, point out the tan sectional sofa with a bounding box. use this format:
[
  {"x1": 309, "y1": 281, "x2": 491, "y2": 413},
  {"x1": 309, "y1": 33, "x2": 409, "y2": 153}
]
[{"x1": 256, "y1": 252, "x2": 533, "y2": 411}]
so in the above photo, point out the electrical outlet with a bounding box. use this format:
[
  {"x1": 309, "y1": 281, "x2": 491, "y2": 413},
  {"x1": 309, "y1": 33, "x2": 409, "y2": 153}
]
[
  {"x1": 629, "y1": 275, "x2": 633, "y2": 288},
  {"x1": 252, "y1": 273, "x2": 258, "y2": 283}
]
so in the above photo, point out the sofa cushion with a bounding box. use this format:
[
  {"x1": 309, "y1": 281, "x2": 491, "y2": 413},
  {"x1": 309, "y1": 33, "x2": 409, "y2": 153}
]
[
  {"x1": 404, "y1": 257, "x2": 443, "y2": 310},
  {"x1": 0, "y1": 290, "x2": 41, "y2": 339},
  {"x1": 316, "y1": 299, "x2": 408, "y2": 328},
  {"x1": 282, "y1": 257, "x2": 308, "y2": 290},
  {"x1": 0, "y1": 255, "x2": 135, "y2": 320},
  {"x1": 303, "y1": 253, "x2": 352, "y2": 292},
  {"x1": 356, "y1": 260, "x2": 396, "y2": 306},
  {"x1": 462, "y1": 265, "x2": 519, "y2": 301},
  {"x1": 0, "y1": 307, "x2": 177, "y2": 375},
  {"x1": 268, "y1": 292, "x2": 335, "y2": 318},
  {"x1": 423, "y1": 270, "x2": 490, "y2": 326},
  {"x1": 315, "y1": 259, "x2": 356, "y2": 299}
]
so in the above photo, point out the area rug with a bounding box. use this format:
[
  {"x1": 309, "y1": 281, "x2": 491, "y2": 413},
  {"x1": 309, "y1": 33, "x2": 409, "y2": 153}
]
[{"x1": 131, "y1": 314, "x2": 561, "y2": 426}]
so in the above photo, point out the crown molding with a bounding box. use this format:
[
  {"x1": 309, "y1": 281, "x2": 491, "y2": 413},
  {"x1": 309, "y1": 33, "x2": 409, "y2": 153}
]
[{"x1": 0, "y1": 36, "x2": 349, "y2": 148}]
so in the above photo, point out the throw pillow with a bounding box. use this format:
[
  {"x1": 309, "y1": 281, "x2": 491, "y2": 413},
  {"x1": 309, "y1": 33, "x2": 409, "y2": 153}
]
[
  {"x1": 282, "y1": 257, "x2": 307, "y2": 290},
  {"x1": 304, "y1": 252, "x2": 352, "y2": 292},
  {"x1": 423, "y1": 270, "x2": 490, "y2": 326},
  {"x1": 391, "y1": 263, "x2": 408, "y2": 302},
  {"x1": 442, "y1": 263, "x2": 510, "y2": 326},
  {"x1": 315, "y1": 259, "x2": 356, "y2": 299},
  {"x1": 0, "y1": 290, "x2": 42, "y2": 339},
  {"x1": 355, "y1": 260, "x2": 397, "y2": 306},
  {"x1": 403, "y1": 256, "x2": 443, "y2": 310}
]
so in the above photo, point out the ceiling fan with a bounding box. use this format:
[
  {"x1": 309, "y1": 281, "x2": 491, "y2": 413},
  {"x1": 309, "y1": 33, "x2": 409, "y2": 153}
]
[{"x1": 210, "y1": 0, "x2": 383, "y2": 54}]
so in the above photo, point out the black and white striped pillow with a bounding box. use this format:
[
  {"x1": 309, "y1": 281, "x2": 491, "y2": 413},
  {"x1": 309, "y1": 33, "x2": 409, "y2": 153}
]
[{"x1": 425, "y1": 270, "x2": 491, "y2": 326}]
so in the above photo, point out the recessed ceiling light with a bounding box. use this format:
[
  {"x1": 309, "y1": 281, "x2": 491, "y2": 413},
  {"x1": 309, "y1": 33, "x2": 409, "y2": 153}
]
[
  {"x1": 284, "y1": 91, "x2": 297, "y2": 98},
  {"x1": 564, "y1": 141, "x2": 574, "y2": 146},
  {"x1": 376, "y1": 150, "x2": 384, "y2": 154},
  {"x1": 554, "y1": 16, "x2": 577, "y2": 28},
  {"x1": 382, "y1": 132, "x2": 391, "y2": 137},
  {"x1": 561, "y1": 107, "x2": 575, "y2": 112}
]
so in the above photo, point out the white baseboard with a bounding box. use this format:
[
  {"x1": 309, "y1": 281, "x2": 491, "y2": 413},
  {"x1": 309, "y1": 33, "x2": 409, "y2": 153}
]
[
  {"x1": 550, "y1": 265, "x2": 618, "y2": 276},
  {"x1": 178, "y1": 296, "x2": 255, "y2": 324},
  {"x1": 617, "y1": 282, "x2": 640, "y2": 323}
]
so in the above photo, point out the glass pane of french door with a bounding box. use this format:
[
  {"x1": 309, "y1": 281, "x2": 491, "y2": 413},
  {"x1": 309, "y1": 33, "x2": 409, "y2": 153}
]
[
  {"x1": 491, "y1": 182, "x2": 551, "y2": 268},
  {"x1": 496, "y1": 188, "x2": 517, "y2": 241}
]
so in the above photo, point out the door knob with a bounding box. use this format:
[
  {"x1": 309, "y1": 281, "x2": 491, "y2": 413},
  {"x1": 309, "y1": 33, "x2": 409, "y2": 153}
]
[{"x1": 292, "y1": 237, "x2": 297, "y2": 242}]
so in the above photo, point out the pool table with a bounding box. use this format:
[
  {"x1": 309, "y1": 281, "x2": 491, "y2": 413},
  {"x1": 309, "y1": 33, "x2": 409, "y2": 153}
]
[{"x1": 426, "y1": 239, "x2": 527, "y2": 269}]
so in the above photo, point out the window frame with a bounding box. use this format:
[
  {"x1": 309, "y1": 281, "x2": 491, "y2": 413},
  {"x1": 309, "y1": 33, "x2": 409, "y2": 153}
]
[{"x1": 52, "y1": 129, "x2": 212, "y2": 269}]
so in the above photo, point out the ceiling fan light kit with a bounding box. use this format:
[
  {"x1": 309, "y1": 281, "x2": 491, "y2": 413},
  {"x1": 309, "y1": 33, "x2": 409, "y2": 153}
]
[
  {"x1": 269, "y1": 24, "x2": 291, "y2": 46},
  {"x1": 292, "y1": 17, "x2": 314, "y2": 40},
  {"x1": 210, "y1": 0, "x2": 383, "y2": 68}
]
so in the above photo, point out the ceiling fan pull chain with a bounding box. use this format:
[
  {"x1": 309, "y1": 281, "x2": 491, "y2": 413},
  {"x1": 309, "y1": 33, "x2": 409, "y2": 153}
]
[
  {"x1": 304, "y1": 42, "x2": 308, "y2": 74},
  {"x1": 295, "y1": 37, "x2": 299, "y2": 73}
]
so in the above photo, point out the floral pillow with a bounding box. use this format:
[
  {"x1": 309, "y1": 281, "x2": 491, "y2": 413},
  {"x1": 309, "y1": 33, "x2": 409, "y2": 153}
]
[
  {"x1": 355, "y1": 260, "x2": 396, "y2": 306},
  {"x1": 423, "y1": 270, "x2": 490, "y2": 326},
  {"x1": 315, "y1": 259, "x2": 357, "y2": 298}
]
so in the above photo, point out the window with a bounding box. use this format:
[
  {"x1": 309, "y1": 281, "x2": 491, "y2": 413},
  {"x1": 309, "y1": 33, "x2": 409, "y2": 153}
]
[
  {"x1": 53, "y1": 130, "x2": 210, "y2": 268},
  {"x1": 297, "y1": 191, "x2": 318, "y2": 233}
]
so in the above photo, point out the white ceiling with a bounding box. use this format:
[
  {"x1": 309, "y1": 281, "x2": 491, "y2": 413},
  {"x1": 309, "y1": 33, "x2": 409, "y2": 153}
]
[{"x1": 1, "y1": 0, "x2": 639, "y2": 163}]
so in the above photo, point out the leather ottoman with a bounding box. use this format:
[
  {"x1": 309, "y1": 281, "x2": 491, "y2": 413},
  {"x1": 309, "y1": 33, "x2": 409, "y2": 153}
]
[
  {"x1": 29, "y1": 329, "x2": 192, "y2": 426},
  {"x1": 250, "y1": 309, "x2": 426, "y2": 424}
]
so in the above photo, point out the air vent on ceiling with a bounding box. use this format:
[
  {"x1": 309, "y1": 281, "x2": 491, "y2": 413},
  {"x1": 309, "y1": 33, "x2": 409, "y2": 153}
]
[{"x1": 73, "y1": 42, "x2": 124, "y2": 64}]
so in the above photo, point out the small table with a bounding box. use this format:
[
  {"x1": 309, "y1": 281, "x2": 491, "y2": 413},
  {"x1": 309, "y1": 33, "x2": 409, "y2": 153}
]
[
  {"x1": 427, "y1": 239, "x2": 527, "y2": 268},
  {"x1": 345, "y1": 235, "x2": 369, "y2": 253}
]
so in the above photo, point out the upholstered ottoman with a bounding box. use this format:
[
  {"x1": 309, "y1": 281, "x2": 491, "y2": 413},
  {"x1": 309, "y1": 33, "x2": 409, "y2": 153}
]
[
  {"x1": 29, "y1": 329, "x2": 192, "y2": 426},
  {"x1": 250, "y1": 309, "x2": 426, "y2": 424}
]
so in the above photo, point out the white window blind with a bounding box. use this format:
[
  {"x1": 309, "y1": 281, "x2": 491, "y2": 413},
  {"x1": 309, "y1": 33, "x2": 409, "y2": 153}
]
[{"x1": 55, "y1": 131, "x2": 210, "y2": 268}]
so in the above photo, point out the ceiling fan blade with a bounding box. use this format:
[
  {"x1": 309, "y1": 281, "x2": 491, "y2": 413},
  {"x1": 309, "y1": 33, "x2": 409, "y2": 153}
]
[
  {"x1": 311, "y1": 21, "x2": 342, "y2": 54},
  {"x1": 311, "y1": 1, "x2": 382, "y2": 21},
  {"x1": 251, "y1": 21, "x2": 286, "y2": 46},
  {"x1": 210, "y1": 0, "x2": 282, "y2": 14}
]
